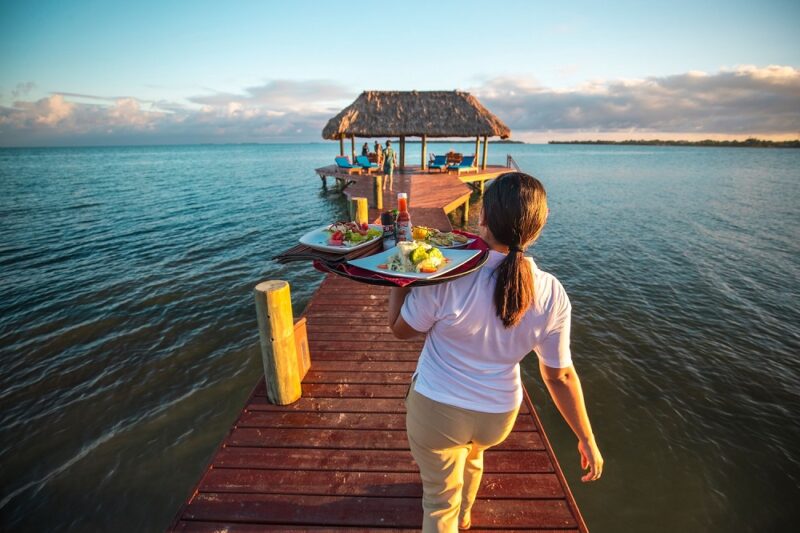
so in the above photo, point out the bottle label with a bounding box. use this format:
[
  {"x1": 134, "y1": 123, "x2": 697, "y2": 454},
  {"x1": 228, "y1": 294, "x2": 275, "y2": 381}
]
[{"x1": 396, "y1": 221, "x2": 411, "y2": 242}]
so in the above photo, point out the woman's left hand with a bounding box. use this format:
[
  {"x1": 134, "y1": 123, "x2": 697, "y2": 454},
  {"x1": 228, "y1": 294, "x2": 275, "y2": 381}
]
[{"x1": 578, "y1": 437, "x2": 604, "y2": 482}]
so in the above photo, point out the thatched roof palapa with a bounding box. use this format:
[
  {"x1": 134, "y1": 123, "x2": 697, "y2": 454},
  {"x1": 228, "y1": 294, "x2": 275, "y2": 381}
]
[{"x1": 322, "y1": 90, "x2": 511, "y2": 140}]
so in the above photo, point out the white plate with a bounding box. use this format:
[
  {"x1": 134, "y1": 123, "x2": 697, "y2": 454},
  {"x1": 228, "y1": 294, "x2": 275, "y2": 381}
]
[
  {"x1": 347, "y1": 247, "x2": 482, "y2": 279},
  {"x1": 299, "y1": 224, "x2": 383, "y2": 253}
]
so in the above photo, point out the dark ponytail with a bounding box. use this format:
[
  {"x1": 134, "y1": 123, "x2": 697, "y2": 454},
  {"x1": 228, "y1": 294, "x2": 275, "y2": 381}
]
[{"x1": 483, "y1": 173, "x2": 548, "y2": 328}]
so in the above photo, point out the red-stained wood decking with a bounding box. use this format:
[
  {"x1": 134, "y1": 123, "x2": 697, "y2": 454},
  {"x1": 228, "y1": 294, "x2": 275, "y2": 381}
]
[
  {"x1": 169, "y1": 275, "x2": 588, "y2": 532},
  {"x1": 315, "y1": 164, "x2": 512, "y2": 228}
]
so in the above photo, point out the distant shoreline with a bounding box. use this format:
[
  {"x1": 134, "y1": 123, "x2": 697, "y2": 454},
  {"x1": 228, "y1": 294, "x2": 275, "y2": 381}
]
[{"x1": 548, "y1": 139, "x2": 800, "y2": 148}]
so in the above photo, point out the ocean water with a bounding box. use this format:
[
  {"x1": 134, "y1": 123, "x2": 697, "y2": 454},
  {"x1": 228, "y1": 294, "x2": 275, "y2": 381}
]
[{"x1": 0, "y1": 143, "x2": 798, "y2": 532}]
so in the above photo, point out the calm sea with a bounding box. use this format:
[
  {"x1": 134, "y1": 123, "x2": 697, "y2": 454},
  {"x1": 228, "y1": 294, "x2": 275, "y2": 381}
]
[{"x1": 1, "y1": 143, "x2": 798, "y2": 532}]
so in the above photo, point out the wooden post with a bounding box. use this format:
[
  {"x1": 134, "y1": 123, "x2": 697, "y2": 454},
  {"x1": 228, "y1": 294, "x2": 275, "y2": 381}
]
[
  {"x1": 399, "y1": 135, "x2": 406, "y2": 169},
  {"x1": 461, "y1": 198, "x2": 470, "y2": 226},
  {"x1": 373, "y1": 175, "x2": 383, "y2": 210},
  {"x1": 421, "y1": 134, "x2": 427, "y2": 171},
  {"x1": 479, "y1": 179, "x2": 485, "y2": 195},
  {"x1": 482, "y1": 136, "x2": 488, "y2": 170},
  {"x1": 339, "y1": 136, "x2": 344, "y2": 156},
  {"x1": 254, "y1": 280, "x2": 302, "y2": 405},
  {"x1": 349, "y1": 196, "x2": 368, "y2": 224},
  {"x1": 475, "y1": 136, "x2": 480, "y2": 160},
  {"x1": 351, "y1": 135, "x2": 356, "y2": 162}
]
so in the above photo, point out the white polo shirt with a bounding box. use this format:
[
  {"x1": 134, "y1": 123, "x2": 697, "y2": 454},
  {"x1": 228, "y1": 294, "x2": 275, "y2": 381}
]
[{"x1": 401, "y1": 250, "x2": 572, "y2": 413}]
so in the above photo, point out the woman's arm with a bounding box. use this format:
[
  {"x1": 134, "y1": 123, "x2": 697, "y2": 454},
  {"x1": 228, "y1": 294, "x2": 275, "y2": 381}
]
[
  {"x1": 539, "y1": 361, "x2": 604, "y2": 482},
  {"x1": 388, "y1": 286, "x2": 422, "y2": 339}
]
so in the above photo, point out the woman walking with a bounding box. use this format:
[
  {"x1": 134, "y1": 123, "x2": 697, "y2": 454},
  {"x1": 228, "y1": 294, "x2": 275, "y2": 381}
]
[
  {"x1": 383, "y1": 139, "x2": 396, "y2": 191},
  {"x1": 389, "y1": 172, "x2": 603, "y2": 532}
]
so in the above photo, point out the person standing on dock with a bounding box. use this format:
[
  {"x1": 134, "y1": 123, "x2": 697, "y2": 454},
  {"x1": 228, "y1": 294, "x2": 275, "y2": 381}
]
[
  {"x1": 361, "y1": 142, "x2": 369, "y2": 156},
  {"x1": 388, "y1": 172, "x2": 603, "y2": 532},
  {"x1": 374, "y1": 140, "x2": 383, "y2": 168},
  {"x1": 383, "y1": 139, "x2": 396, "y2": 191}
]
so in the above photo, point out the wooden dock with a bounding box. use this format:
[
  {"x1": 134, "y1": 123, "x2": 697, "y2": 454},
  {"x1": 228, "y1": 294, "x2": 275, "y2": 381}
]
[
  {"x1": 168, "y1": 168, "x2": 588, "y2": 531},
  {"x1": 314, "y1": 164, "x2": 512, "y2": 228},
  {"x1": 169, "y1": 281, "x2": 588, "y2": 530}
]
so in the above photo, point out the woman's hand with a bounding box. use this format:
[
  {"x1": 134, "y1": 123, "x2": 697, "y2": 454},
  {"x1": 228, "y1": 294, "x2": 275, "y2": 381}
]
[{"x1": 577, "y1": 437, "x2": 603, "y2": 482}]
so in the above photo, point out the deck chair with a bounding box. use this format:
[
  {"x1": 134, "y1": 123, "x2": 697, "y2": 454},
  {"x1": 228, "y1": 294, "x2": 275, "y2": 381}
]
[
  {"x1": 448, "y1": 154, "x2": 477, "y2": 174},
  {"x1": 429, "y1": 154, "x2": 448, "y2": 172},
  {"x1": 355, "y1": 155, "x2": 379, "y2": 172},
  {"x1": 335, "y1": 156, "x2": 362, "y2": 174}
]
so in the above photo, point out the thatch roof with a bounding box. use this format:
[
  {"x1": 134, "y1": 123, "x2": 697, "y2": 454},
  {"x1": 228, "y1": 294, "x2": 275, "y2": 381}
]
[{"x1": 322, "y1": 90, "x2": 511, "y2": 140}]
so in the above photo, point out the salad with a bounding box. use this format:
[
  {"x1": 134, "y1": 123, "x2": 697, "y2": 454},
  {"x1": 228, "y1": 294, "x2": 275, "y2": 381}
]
[
  {"x1": 327, "y1": 221, "x2": 382, "y2": 247},
  {"x1": 380, "y1": 241, "x2": 446, "y2": 273},
  {"x1": 411, "y1": 226, "x2": 471, "y2": 247}
]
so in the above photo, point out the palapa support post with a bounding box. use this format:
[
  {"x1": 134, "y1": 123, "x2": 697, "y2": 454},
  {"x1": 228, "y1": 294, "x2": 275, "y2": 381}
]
[
  {"x1": 481, "y1": 135, "x2": 488, "y2": 170},
  {"x1": 339, "y1": 136, "x2": 344, "y2": 156},
  {"x1": 350, "y1": 135, "x2": 356, "y2": 162},
  {"x1": 349, "y1": 196, "x2": 369, "y2": 225},
  {"x1": 254, "y1": 280, "x2": 302, "y2": 405},
  {"x1": 399, "y1": 136, "x2": 406, "y2": 169},
  {"x1": 421, "y1": 134, "x2": 427, "y2": 171},
  {"x1": 373, "y1": 175, "x2": 383, "y2": 210},
  {"x1": 475, "y1": 136, "x2": 480, "y2": 161}
]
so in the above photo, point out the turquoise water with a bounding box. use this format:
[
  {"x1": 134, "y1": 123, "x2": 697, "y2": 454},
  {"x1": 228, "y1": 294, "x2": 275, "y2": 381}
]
[{"x1": 1, "y1": 144, "x2": 798, "y2": 531}]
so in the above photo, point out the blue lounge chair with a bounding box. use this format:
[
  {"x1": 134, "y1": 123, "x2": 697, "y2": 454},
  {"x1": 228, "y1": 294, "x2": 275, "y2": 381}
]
[
  {"x1": 429, "y1": 154, "x2": 448, "y2": 172},
  {"x1": 448, "y1": 154, "x2": 477, "y2": 174},
  {"x1": 355, "y1": 155, "x2": 379, "y2": 172},
  {"x1": 335, "y1": 156, "x2": 362, "y2": 174}
]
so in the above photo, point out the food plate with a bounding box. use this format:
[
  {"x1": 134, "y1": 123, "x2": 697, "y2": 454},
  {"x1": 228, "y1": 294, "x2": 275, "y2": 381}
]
[
  {"x1": 347, "y1": 247, "x2": 482, "y2": 279},
  {"x1": 299, "y1": 224, "x2": 383, "y2": 253},
  {"x1": 435, "y1": 237, "x2": 476, "y2": 249}
]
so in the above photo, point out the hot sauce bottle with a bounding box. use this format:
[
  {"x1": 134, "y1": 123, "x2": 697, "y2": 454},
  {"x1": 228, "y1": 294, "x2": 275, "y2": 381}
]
[{"x1": 396, "y1": 193, "x2": 411, "y2": 243}]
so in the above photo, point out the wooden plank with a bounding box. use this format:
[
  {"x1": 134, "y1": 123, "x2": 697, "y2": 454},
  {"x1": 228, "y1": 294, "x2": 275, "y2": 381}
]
[
  {"x1": 300, "y1": 383, "x2": 410, "y2": 398},
  {"x1": 211, "y1": 447, "x2": 552, "y2": 473},
  {"x1": 173, "y1": 522, "x2": 421, "y2": 532},
  {"x1": 302, "y1": 371, "x2": 412, "y2": 384},
  {"x1": 305, "y1": 350, "x2": 422, "y2": 361},
  {"x1": 247, "y1": 394, "x2": 532, "y2": 415},
  {"x1": 307, "y1": 340, "x2": 423, "y2": 353},
  {"x1": 306, "y1": 360, "x2": 417, "y2": 372},
  {"x1": 225, "y1": 428, "x2": 544, "y2": 450},
  {"x1": 236, "y1": 411, "x2": 536, "y2": 432},
  {"x1": 200, "y1": 469, "x2": 564, "y2": 499},
  {"x1": 182, "y1": 493, "x2": 577, "y2": 529}
]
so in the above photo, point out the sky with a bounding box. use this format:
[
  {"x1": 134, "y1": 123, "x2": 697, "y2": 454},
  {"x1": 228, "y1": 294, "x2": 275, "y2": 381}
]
[{"x1": 1, "y1": 0, "x2": 799, "y2": 146}]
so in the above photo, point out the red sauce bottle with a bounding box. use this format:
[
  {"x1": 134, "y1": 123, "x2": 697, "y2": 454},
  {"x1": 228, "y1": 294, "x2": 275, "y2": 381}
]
[{"x1": 396, "y1": 193, "x2": 411, "y2": 242}]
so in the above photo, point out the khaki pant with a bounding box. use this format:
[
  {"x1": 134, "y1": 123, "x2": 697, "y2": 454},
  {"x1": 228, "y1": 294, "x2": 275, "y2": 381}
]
[{"x1": 405, "y1": 383, "x2": 519, "y2": 533}]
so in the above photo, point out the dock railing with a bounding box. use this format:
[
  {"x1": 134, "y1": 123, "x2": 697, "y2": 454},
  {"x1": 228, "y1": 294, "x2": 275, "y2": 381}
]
[{"x1": 506, "y1": 154, "x2": 521, "y2": 171}]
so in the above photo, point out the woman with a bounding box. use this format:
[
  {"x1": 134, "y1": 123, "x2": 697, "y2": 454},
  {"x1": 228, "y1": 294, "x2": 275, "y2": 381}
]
[
  {"x1": 383, "y1": 139, "x2": 396, "y2": 191},
  {"x1": 361, "y1": 142, "x2": 369, "y2": 156},
  {"x1": 375, "y1": 141, "x2": 384, "y2": 168},
  {"x1": 388, "y1": 173, "x2": 603, "y2": 532}
]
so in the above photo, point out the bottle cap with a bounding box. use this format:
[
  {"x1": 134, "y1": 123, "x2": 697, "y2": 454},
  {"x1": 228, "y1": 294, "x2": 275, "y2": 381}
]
[{"x1": 397, "y1": 192, "x2": 407, "y2": 199}]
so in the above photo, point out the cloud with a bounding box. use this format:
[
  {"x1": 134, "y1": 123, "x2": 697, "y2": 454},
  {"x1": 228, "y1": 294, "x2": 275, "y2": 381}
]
[
  {"x1": 0, "y1": 80, "x2": 356, "y2": 146},
  {"x1": 472, "y1": 65, "x2": 800, "y2": 140},
  {"x1": 188, "y1": 80, "x2": 354, "y2": 112},
  {"x1": 1, "y1": 68, "x2": 798, "y2": 146}
]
